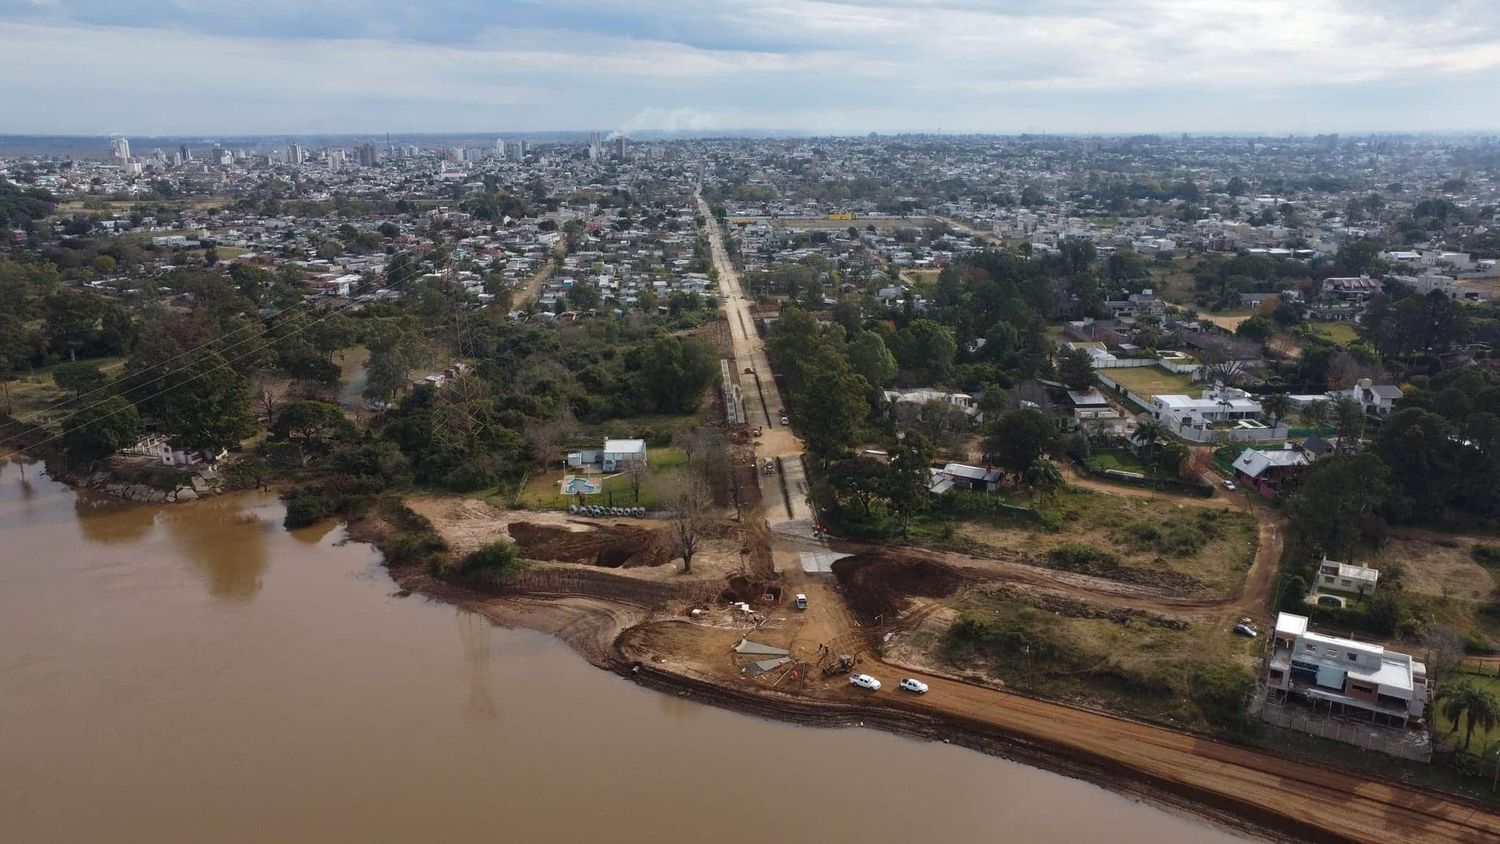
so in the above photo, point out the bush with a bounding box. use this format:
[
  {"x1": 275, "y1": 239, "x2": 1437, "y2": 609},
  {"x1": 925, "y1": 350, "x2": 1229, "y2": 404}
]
[
  {"x1": 460, "y1": 540, "x2": 526, "y2": 581},
  {"x1": 283, "y1": 493, "x2": 329, "y2": 529},
  {"x1": 1191, "y1": 662, "x2": 1253, "y2": 728},
  {"x1": 1047, "y1": 544, "x2": 1120, "y2": 572},
  {"x1": 1473, "y1": 545, "x2": 1500, "y2": 567},
  {"x1": 388, "y1": 531, "x2": 446, "y2": 562}
]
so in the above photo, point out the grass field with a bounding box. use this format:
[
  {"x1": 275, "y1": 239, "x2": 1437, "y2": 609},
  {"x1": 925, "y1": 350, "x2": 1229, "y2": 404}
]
[
  {"x1": 1306, "y1": 321, "x2": 1361, "y2": 345},
  {"x1": 513, "y1": 446, "x2": 689, "y2": 510},
  {"x1": 1434, "y1": 673, "x2": 1500, "y2": 756},
  {"x1": 2, "y1": 357, "x2": 128, "y2": 424},
  {"x1": 1148, "y1": 257, "x2": 1200, "y2": 305},
  {"x1": 1104, "y1": 365, "x2": 1197, "y2": 399}
]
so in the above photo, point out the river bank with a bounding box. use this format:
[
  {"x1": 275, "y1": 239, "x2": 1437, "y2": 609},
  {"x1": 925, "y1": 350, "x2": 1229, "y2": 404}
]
[
  {"x1": 5, "y1": 463, "x2": 1242, "y2": 844},
  {"x1": 360, "y1": 497, "x2": 1500, "y2": 844}
]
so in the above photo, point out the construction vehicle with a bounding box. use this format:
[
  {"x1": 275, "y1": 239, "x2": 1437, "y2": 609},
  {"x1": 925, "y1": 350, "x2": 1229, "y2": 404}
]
[{"x1": 822, "y1": 654, "x2": 855, "y2": 677}]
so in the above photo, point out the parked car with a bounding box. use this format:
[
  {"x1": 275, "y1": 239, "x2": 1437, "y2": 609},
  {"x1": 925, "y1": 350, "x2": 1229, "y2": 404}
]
[
  {"x1": 849, "y1": 673, "x2": 881, "y2": 691},
  {"x1": 752, "y1": 426, "x2": 762, "y2": 437},
  {"x1": 1233, "y1": 623, "x2": 1258, "y2": 638},
  {"x1": 898, "y1": 678, "x2": 929, "y2": 694},
  {"x1": 1222, "y1": 479, "x2": 1237, "y2": 491},
  {"x1": 794, "y1": 593, "x2": 807, "y2": 610},
  {"x1": 779, "y1": 415, "x2": 789, "y2": 426},
  {"x1": 763, "y1": 458, "x2": 776, "y2": 475}
]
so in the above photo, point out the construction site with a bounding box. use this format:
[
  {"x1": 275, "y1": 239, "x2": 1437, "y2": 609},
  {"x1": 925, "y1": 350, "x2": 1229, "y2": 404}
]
[{"x1": 363, "y1": 197, "x2": 1500, "y2": 844}]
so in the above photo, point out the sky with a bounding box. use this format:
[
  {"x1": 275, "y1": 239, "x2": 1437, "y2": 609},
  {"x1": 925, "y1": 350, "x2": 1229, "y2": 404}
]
[{"x1": 1, "y1": 0, "x2": 1499, "y2": 136}]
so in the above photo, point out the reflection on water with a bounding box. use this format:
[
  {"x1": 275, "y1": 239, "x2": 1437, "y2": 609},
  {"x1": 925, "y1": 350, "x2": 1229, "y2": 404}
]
[
  {"x1": 458, "y1": 610, "x2": 500, "y2": 722},
  {"x1": 0, "y1": 459, "x2": 1238, "y2": 844}
]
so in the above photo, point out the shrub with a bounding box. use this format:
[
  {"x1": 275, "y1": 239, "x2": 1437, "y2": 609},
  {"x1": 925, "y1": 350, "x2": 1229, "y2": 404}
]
[
  {"x1": 388, "y1": 531, "x2": 447, "y2": 562},
  {"x1": 1191, "y1": 662, "x2": 1253, "y2": 728},
  {"x1": 460, "y1": 540, "x2": 526, "y2": 581},
  {"x1": 283, "y1": 493, "x2": 329, "y2": 529},
  {"x1": 1472, "y1": 545, "x2": 1500, "y2": 567},
  {"x1": 1047, "y1": 544, "x2": 1120, "y2": 572}
]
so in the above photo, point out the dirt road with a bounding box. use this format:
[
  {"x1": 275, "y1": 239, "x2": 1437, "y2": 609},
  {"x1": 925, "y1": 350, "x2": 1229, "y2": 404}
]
[
  {"x1": 697, "y1": 193, "x2": 816, "y2": 532},
  {"x1": 516, "y1": 237, "x2": 568, "y2": 306}
]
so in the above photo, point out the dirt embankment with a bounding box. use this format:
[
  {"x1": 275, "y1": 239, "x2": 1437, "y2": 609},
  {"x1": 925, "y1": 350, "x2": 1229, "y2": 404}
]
[
  {"x1": 831, "y1": 552, "x2": 977, "y2": 625},
  {"x1": 509, "y1": 520, "x2": 670, "y2": 568}
]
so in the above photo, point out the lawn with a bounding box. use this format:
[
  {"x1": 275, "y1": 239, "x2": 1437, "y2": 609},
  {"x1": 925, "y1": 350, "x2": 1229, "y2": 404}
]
[
  {"x1": 513, "y1": 446, "x2": 689, "y2": 510},
  {"x1": 1434, "y1": 672, "x2": 1500, "y2": 757},
  {"x1": 1306, "y1": 321, "x2": 1361, "y2": 345},
  {"x1": 2, "y1": 356, "x2": 128, "y2": 424},
  {"x1": 1086, "y1": 450, "x2": 1149, "y2": 474},
  {"x1": 1104, "y1": 365, "x2": 1197, "y2": 400}
]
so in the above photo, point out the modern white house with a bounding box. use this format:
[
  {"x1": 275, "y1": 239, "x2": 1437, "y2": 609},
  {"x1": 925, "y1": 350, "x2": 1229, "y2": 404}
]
[
  {"x1": 1266, "y1": 612, "x2": 1427, "y2": 729},
  {"x1": 1150, "y1": 385, "x2": 1263, "y2": 435},
  {"x1": 1316, "y1": 557, "x2": 1380, "y2": 597},
  {"x1": 1328, "y1": 378, "x2": 1403, "y2": 417}
]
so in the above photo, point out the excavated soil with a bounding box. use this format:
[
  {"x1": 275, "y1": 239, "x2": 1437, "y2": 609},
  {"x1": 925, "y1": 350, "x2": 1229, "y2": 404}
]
[
  {"x1": 832, "y1": 551, "x2": 979, "y2": 624},
  {"x1": 508, "y1": 520, "x2": 671, "y2": 568}
]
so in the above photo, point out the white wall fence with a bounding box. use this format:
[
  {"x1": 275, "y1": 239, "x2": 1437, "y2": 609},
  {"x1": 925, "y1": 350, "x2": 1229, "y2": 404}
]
[
  {"x1": 1173, "y1": 423, "x2": 1289, "y2": 444},
  {"x1": 1089, "y1": 357, "x2": 1158, "y2": 369},
  {"x1": 1096, "y1": 372, "x2": 1156, "y2": 412}
]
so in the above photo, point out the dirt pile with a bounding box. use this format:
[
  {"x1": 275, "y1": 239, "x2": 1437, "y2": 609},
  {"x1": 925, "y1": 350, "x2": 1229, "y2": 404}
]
[
  {"x1": 832, "y1": 552, "x2": 976, "y2": 625},
  {"x1": 509, "y1": 521, "x2": 671, "y2": 568}
]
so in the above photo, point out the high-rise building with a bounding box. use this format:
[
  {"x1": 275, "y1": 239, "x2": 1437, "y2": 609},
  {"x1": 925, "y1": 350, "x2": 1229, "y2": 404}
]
[
  {"x1": 358, "y1": 143, "x2": 379, "y2": 167},
  {"x1": 588, "y1": 132, "x2": 602, "y2": 161},
  {"x1": 613, "y1": 136, "x2": 627, "y2": 160},
  {"x1": 179, "y1": 144, "x2": 192, "y2": 162},
  {"x1": 110, "y1": 137, "x2": 131, "y2": 162},
  {"x1": 285, "y1": 144, "x2": 306, "y2": 166}
]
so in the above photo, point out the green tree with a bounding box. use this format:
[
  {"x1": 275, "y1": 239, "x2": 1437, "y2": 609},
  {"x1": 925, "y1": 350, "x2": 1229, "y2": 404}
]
[
  {"x1": 60, "y1": 394, "x2": 141, "y2": 464},
  {"x1": 847, "y1": 330, "x2": 897, "y2": 388},
  {"x1": 638, "y1": 335, "x2": 718, "y2": 414},
  {"x1": 272, "y1": 400, "x2": 352, "y2": 449},
  {"x1": 794, "y1": 354, "x2": 870, "y2": 464},
  {"x1": 152, "y1": 353, "x2": 256, "y2": 454},
  {"x1": 1261, "y1": 393, "x2": 1292, "y2": 428},
  {"x1": 1057, "y1": 346, "x2": 1096, "y2": 391},
  {"x1": 1235, "y1": 315, "x2": 1274, "y2": 343},
  {"x1": 1024, "y1": 457, "x2": 1065, "y2": 504},
  {"x1": 983, "y1": 408, "x2": 1059, "y2": 479},
  {"x1": 885, "y1": 433, "x2": 935, "y2": 536},
  {"x1": 43, "y1": 290, "x2": 103, "y2": 361},
  {"x1": 1436, "y1": 680, "x2": 1500, "y2": 752},
  {"x1": 1332, "y1": 396, "x2": 1366, "y2": 451},
  {"x1": 51, "y1": 361, "x2": 109, "y2": 400},
  {"x1": 1285, "y1": 453, "x2": 1392, "y2": 559}
]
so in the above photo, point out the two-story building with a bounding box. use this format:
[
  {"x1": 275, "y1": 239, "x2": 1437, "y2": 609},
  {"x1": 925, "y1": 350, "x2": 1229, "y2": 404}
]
[
  {"x1": 1150, "y1": 385, "x2": 1263, "y2": 435},
  {"x1": 1266, "y1": 612, "x2": 1427, "y2": 729}
]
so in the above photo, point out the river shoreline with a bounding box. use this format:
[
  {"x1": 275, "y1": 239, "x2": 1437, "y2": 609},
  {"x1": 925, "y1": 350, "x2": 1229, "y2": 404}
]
[{"x1": 358, "y1": 510, "x2": 1373, "y2": 844}]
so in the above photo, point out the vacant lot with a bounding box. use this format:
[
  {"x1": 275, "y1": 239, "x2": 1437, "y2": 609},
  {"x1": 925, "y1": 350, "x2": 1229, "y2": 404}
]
[
  {"x1": 1364, "y1": 538, "x2": 1496, "y2": 604},
  {"x1": 916, "y1": 486, "x2": 1257, "y2": 598},
  {"x1": 889, "y1": 583, "x2": 1259, "y2": 732},
  {"x1": 1102, "y1": 365, "x2": 1197, "y2": 400}
]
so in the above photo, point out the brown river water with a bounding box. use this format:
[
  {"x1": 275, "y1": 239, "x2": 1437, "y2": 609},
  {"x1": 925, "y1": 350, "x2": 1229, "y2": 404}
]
[{"x1": 0, "y1": 458, "x2": 1241, "y2": 843}]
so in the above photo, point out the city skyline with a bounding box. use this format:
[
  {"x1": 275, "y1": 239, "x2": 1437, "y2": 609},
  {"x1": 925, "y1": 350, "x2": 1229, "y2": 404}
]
[{"x1": 2, "y1": 1, "x2": 1499, "y2": 136}]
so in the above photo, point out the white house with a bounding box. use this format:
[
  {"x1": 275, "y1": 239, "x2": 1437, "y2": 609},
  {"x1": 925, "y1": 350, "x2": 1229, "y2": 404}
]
[
  {"x1": 1150, "y1": 385, "x2": 1263, "y2": 435},
  {"x1": 1266, "y1": 612, "x2": 1426, "y2": 729},
  {"x1": 1328, "y1": 378, "x2": 1402, "y2": 417},
  {"x1": 1316, "y1": 557, "x2": 1380, "y2": 596},
  {"x1": 601, "y1": 439, "x2": 648, "y2": 472}
]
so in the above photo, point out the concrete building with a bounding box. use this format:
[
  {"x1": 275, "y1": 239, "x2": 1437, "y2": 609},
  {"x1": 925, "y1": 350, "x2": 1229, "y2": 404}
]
[
  {"x1": 1316, "y1": 557, "x2": 1380, "y2": 597},
  {"x1": 110, "y1": 137, "x2": 131, "y2": 162},
  {"x1": 601, "y1": 439, "x2": 647, "y2": 472},
  {"x1": 1266, "y1": 612, "x2": 1427, "y2": 729}
]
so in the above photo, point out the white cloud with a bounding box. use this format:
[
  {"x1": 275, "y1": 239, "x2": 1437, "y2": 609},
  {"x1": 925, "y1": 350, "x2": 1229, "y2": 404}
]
[{"x1": 0, "y1": 1, "x2": 1497, "y2": 134}]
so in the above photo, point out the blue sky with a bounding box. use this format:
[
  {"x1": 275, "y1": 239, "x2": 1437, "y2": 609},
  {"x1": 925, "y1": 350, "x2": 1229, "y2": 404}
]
[{"x1": 2, "y1": 0, "x2": 1498, "y2": 135}]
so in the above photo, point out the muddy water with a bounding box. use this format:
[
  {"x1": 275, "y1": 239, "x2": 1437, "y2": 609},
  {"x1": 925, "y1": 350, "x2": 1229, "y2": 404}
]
[{"x1": 0, "y1": 459, "x2": 1241, "y2": 844}]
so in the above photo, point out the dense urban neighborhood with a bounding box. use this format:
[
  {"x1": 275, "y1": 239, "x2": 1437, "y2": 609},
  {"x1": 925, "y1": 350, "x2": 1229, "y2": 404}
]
[{"x1": 5, "y1": 132, "x2": 1500, "y2": 842}]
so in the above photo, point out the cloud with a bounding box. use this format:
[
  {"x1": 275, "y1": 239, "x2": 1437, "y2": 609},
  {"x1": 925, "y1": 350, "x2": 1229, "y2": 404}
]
[{"x1": 0, "y1": 2, "x2": 1497, "y2": 134}]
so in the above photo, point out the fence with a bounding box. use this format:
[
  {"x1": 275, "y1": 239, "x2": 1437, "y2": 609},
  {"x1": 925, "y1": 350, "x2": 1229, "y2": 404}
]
[
  {"x1": 1254, "y1": 693, "x2": 1432, "y2": 762},
  {"x1": 1088, "y1": 357, "x2": 1158, "y2": 369},
  {"x1": 1172, "y1": 423, "x2": 1290, "y2": 444}
]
